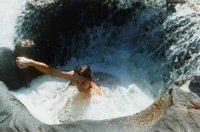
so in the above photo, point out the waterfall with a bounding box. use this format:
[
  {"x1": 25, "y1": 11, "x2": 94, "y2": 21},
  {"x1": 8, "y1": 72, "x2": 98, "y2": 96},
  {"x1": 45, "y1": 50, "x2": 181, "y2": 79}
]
[
  {"x1": 0, "y1": 0, "x2": 26, "y2": 49},
  {"x1": 0, "y1": 0, "x2": 199, "y2": 126}
]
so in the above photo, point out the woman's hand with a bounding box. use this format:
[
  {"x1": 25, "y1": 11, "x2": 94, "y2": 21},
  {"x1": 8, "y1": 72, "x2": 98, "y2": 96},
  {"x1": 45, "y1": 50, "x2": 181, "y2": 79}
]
[{"x1": 16, "y1": 57, "x2": 33, "y2": 69}]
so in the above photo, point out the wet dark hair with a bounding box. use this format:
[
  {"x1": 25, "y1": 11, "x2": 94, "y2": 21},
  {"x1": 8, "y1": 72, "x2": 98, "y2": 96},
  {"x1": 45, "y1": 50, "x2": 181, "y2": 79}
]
[{"x1": 74, "y1": 65, "x2": 93, "y2": 80}]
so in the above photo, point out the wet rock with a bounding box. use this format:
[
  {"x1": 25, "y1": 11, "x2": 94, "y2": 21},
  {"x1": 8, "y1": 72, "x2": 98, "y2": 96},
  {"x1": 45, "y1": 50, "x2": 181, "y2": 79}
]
[
  {"x1": 14, "y1": 39, "x2": 37, "y2": 60},
  {"x1": 0, "y1": 46, "x2": 41, "y2": 90},
  {"x1": 0, "y1": 48, "x2": 22, "y2": 90},
  {"x1": 0, "y1": 81, "x2": 48, "y2": 131},
  {"x1": 166, "y1": 0, "x2": 187, "y2": 5},
  {"x1": 16, "y1": 0, "x2": 144, "y2": 65},
  {"x1": 189, "y1": 76, "x2": 200, "y2": 96},
  {"x1": 14, "y1": 39, "x2": 43, "y2": 86},
  {"x1": 151, "y1": 80, "x2": 200, "y2": 131}
]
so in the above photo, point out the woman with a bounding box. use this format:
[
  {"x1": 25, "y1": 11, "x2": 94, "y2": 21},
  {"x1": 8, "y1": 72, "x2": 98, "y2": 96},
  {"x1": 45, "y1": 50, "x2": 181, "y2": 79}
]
[{"x1": 16, "y1": 57, "x2": 102, "y2": 96}]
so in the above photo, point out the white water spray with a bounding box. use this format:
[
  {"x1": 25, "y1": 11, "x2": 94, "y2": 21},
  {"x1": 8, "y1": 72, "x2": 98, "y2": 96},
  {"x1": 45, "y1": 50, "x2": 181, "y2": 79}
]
[
  {"x1": 14, "y1": 70, "x2": 154, "y2": 125},
  {"x1": 0, "y1": 0, "x2": 158, "y2": 126},
  {"x1": 14, "y1": 43, "x2": 159, "y2": 124},
  {"x1": 13, "y1": 2, "x2": 167, "y2": 124},
  {"x1": 0, "y1": 0, "x2": 26, "y2": 49}
]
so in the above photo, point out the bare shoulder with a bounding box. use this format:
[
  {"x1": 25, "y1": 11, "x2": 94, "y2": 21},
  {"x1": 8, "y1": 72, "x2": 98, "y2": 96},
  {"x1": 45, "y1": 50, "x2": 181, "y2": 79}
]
[{"x1": 90, "y1": 81, "x2": 103, "y2": 96}]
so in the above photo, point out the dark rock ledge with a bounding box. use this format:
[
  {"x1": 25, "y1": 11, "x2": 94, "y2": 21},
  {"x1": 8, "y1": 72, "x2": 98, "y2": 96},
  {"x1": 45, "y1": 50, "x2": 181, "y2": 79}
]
[{"x1": 1, "y1": 76, "x2": 200, "y2": 132}]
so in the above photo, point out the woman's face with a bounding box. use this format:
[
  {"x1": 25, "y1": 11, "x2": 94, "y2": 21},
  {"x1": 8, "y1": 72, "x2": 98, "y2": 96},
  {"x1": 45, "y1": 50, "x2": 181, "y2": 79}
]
[{"x1": 74, "y1": 73, "x2": 91, "y2": 92}]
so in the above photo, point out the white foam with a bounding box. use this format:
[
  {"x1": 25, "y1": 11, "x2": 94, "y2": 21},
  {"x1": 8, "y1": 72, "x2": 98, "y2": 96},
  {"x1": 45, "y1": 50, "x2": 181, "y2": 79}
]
[
  {"x1": 14, "y1": 76, "x2": 69, "y2": 124},
  {"x1": 180, "y1": 81, "x2": 191, "y2": 93},
  {"x1": 14, "y1": 75, "x2": 154, "y2": 124}
]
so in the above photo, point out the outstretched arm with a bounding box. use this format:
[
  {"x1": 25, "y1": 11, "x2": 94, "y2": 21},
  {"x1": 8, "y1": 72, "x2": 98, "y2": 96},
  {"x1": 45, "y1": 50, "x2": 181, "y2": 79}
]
[{"x1": 16, "y1": 57, "x2": 74, "y2": 81}]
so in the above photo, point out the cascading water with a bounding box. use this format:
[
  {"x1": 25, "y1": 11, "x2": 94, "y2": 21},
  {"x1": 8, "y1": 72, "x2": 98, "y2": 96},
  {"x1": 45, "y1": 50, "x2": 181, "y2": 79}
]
[
  {"x1": 1, "y1": 0, "x2": 200, "y2": 128},
  {"x1": 0, "y1": 0, "x2": 26, "y2": 49},
  {"x1": 163, "y1": 4, "x2": 200, "y2": 81}
]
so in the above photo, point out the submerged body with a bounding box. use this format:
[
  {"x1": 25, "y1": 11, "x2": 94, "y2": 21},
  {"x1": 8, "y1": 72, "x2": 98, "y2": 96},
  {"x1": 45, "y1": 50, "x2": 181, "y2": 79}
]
[
  {"x1": 16, "y1": 57, "x2": 104, "y2": 123},
  {"x1": 16, "y1": 57, "x2": 102, "y2": 96}
]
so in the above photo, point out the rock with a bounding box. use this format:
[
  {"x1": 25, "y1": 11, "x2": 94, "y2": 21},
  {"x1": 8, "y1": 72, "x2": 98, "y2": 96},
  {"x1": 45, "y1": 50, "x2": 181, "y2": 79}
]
[
  {"x1": 14, "y1": 39, "x2": 43, "y2": 87},
  {"x1": 14, "y1": 39, "x2": 38, "y2": 60},
  {"x1": 0, "y1": 48, "x2": 23, "y2": 90},
  {"x1": 16, "y1": 0, "x2": 145, "y2": 65},
  {"x1": 189, "y1": 76, "x2": 200, "y2": 96},
  {"x1": 166, "y1": 0, "x2": 187, "y2": 4},
  {"x1": 0, "y1": 81, "x2": 48, "y2": 131},
  {"x1": 0, "y1": 47, "x2": 41, "y2": 90},
  {"x1": 151, "y1": 80, "x2": 200, "y2": 131}
]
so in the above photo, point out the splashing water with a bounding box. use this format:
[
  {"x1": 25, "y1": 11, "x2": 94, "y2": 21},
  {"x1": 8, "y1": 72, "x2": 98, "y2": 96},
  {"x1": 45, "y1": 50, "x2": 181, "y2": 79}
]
[
  {"x1": 9, "y1": 0, "x2": 200, "y2": 126},
  {"x1": 13, "y1": 1, "x2": 168, "y2": 125},
  {"x1": 14, "y1": 45, "x2": 157, "y2": 124},
  {"x1": 0, "y1": 0, "x2": 26, "y2": 49},
  {"x1": 163, "y1": 4, "x2": 200, "y2": 81},
  {"x1": 14, "y1": 76, "x2": 154, "y2": 125}
]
